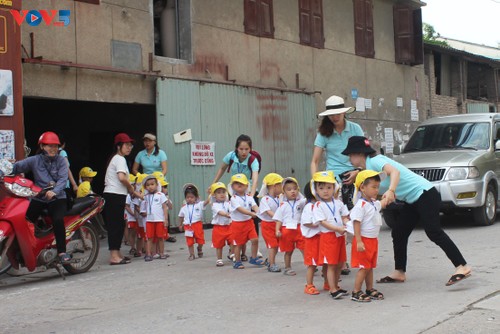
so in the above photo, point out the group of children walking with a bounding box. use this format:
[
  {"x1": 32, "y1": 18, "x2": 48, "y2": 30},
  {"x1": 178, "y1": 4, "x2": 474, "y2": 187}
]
[{"x1": 76, "y1": 164, "x2": 388, "y2": 302}]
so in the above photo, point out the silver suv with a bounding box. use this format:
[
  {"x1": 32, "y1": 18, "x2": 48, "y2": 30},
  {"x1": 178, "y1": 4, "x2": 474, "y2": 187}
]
[{"x1": 389, "y1": 113, "x2": 500, "y2": 226}]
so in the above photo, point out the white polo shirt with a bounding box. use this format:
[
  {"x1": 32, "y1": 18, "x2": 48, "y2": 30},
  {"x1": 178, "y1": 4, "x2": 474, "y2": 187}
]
[
  {"x1": 347, "y1": 199, "x2": 382, "y2": 238},
  {"x1": 140, "y1": 192, "x2": 167, "y2": 222},
  {"x1": 125, "y1": 194, "x2": 140, "y2": 222},
  {"x1": 313, "y1": 199, "x2": 349, "y2": 236},
  {"x1": 211, "y1": 201, "x2": 231, "y2": 226},
  {"x1": 300, "y1": 202, "x2": 321, "y2": 238},
  {"x1": 230, "y1": 194, "x2": 257, "y2": 222},
  {"x1": 272, "y1": 198, "x2": 306, "y2": 229},
  {"x1": 257, "y1": 195, "x2": 280, "y2": 222},
  {"x1": 178, "y1": 201, "x2": 206, "y2": 225}
]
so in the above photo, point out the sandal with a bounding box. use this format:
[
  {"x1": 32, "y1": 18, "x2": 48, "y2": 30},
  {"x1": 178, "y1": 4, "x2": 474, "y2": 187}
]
[
  {"x1": 144, "y1": 255, "x2": 153, "y2": 262},
  {"x1": 216, "y1": 259, "x2": 224, "y2": 267},
  {"x1": 240, "y1": 254, "x2": 248, "y2": 262},
  {"x1": 159, "y1": 254, "x2": 169, "y2": 259},
  {"x1": 283, "y1": 268, "x2": 296, "y2": 276},
  {"x1": 304, "y1": 284, "x2": 320, "y2": 295},
  {"x1": 323, "y1": 283, "x2": 330, "y2": 291},
  {"x1": 166, "y1": 236, "x2": 177, "y2": 243},
  {"x1": 129, "y1": 248, "x2": 137, "y2": 256},
  {"x1": 351, "y1": 290, "x2": 371, "y2": 302},
  {"x1": 188, "y1": 254, "x2": 195, "y2": 261},
  {"x1": 268, "y1": 264, "x2": 281, "y2": 273},
  {"x1": 134, "y1": 251, "x2": 143, "y2": 258},
  {"x1": 233, "y1": 261, "x2": 245, "y2": 269},
  {"x1": 249, "y1": 257, "x2": 264, "y2": 266},
  {"x1": 197, "y1": 250, "x2": 204, "y2": 258},
  {"x1": 341, "y1": 263, "x2": 351, "y2": 275},
  {"x1": 227, "y1": 254, "x2": 235, "y2": 262},
  {"x1": 366, "y1": 288, "x2": 384, "y2": 300},
  {"x1": 330, "y1": 290, "x2": 344, "y2": 300}
]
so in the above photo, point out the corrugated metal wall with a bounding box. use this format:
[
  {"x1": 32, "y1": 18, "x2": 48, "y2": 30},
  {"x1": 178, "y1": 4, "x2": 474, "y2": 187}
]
[
  {"x1": 157, "y1": 78, "x2": 317, "y2": 226},
  {"x1": 466, "y1": 102, "x2": 489, "y2": 114}
]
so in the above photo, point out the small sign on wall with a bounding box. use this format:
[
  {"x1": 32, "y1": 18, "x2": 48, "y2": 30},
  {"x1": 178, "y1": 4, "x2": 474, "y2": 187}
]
[
  {"x1": 191, "y1": 141, "x2": 215, "y2": 165},
  {"x1": 0, "y1": 130, "x2": 15, "y2": 159}
]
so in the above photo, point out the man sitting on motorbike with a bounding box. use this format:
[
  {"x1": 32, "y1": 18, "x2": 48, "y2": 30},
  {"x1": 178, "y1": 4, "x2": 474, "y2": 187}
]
[{"x1": 12, "y1": 131, "x2": 71, "y2": 263}]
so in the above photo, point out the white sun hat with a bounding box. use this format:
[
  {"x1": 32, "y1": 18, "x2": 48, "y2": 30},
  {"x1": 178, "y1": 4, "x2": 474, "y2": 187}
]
[{"x1": 318, "y1": 95, "x2": 355, "y2": 116}]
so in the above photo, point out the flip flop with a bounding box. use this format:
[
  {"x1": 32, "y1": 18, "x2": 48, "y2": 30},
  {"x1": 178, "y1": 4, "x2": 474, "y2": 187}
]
[
  {"x1": 376, "y1": 276, "x2": 405, "y2": 283},
  {"x1": 445, "y1": 273, "x2": 471, "y2": 286},
  {"x1": 110, "y1": 258, "x2": 130, "y2": 265}
]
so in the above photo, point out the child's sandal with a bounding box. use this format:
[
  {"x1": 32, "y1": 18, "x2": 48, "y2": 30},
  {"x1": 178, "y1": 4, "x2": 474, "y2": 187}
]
[
  {"x1": 233, "y1": 261, "x2": 245, "y2": 269},
  {"x1": 188, "y1": 254, "x2": 195, "y2": 261},
  {"x1": 366, "y1": 288, "x2": 384, "y2": 300},
  {"x1": 283, "y1": 268, "x2": 296, "y2": 276},
  {"x1": 304, "y1": 284, "x2": 320, "y2": 295},
  {"x1": 351, "y1": 291, "x2": 371, "y2": 302},
  {"x1": 240, "y1": 254, "x2": 248, "y2": 262},
  {"x1": 197, "y1": 250, "x2": 203, "y2": 258},
  {"x1": 216, "y1": 259, "x2": 224, "y2": 267}
]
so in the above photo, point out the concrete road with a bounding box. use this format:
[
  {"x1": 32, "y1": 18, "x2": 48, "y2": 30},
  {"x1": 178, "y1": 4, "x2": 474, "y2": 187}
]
[{"x1": 0, "y1": 216, "x2": 499, "y2": 334}]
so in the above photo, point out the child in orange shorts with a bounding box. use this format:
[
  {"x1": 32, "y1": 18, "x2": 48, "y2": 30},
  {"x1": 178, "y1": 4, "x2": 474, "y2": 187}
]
[
  {"x1": 209, "y1": 182, "x2": 234, "y2": 267},
  {"x1": 273, "y1": 177, "x2": 306, "y2": 276},
  {"x1": 301, "y1": 181, "x2": 327, "y2": 295},
  {"x1": 140, "y1": 175, "x2": 169, "y2": 262},
  {"x1": 257, "y1": 173, "x2": 283, "y2": 273},
  {"x1": 347, "y1": 170, "x2": 388, "y2": 302},
  {"x1": 312, "y1": 171, "x2": 350, "y2": 300},
  {"x1": 229, "y1": 173, "x2": 264, "y2": 269},
  {"x1": 125, "y1": 174, "x2": 140, "y2": 257},
  {"x1": 178, "y1": 183, "x2": 210, "y2": 261}
]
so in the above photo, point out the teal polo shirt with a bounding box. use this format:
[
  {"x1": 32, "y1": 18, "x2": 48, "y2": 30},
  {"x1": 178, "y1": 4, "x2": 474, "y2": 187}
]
[{"x1": 134, "y1": 149, "x2": 168, "y2": 174}]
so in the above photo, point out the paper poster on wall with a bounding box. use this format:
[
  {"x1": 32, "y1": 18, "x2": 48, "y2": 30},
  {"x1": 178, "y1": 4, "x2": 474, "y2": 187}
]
[
  {"x1": 396, "y1": 97, "x2": 403, "y2": 107},
  {"x1": 364, "y1": 99, "x2": 372, "y2": 109},
  {"x1": 355, "y1": 97, "x2": 365, "y2": 112},
  {"x1": 0, "y1": 70, "x2": 14, "y2": 116},
  {"x1": 384, "y1": 128, "x2": 394, "y2": 154},
  {"x1": 191, "y1": 141, "x2": 215, "y2": 165},
  {"x1": 0, "y1": 130, "x2": 15, "y2": 159},
  {"x1": 410, "y1": 99, "x2": 419, "y2": 121}
]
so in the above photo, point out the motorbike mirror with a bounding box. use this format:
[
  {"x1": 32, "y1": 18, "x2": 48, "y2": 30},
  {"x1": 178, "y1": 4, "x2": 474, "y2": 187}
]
[{"x1": 0, "y1": 159, "x2": 13, "y2": 176}]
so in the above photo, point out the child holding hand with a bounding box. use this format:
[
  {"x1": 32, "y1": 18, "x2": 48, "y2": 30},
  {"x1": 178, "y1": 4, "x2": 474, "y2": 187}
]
[
  {"x1": 257, "y1": 173, "x2": 284, "y2": 273},
  {"x1": 229, "y1": 174, "x2": 264, "y2": 269},
  {"x1": 273, "y1": 177, "x2": 306, "y2": 276},
  {"x1": 347, "y1": 170, "x2": 388, "y2": 302},
  {"x1": 312, "y1": 171, "x2": 350, "y2": 300},
  {"x1": 210, "y1": 182, "x2": 233, "y2": 267}
]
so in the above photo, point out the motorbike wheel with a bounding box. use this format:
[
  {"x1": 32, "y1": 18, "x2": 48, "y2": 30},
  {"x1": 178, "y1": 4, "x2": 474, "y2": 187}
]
[
  {"x1": 63, "y1": 221, "x2": 100, "y2": 275},
  {"x1": 0, "y1": 240, "x2": 12, "y2": 276}
]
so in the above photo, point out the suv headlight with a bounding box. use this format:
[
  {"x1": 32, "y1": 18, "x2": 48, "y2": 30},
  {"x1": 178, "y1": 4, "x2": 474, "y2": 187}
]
[{"x1": 446, "y1": 167, "x2": 480, "y2": 181}]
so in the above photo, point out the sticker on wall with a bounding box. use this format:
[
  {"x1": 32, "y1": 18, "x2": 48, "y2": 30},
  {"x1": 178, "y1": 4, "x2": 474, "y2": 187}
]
[
  {"x1": 0, "y1": 69, "x2": 14, "y2": 116},
  {"x1": 0, "y1": 130, "x2": 15, "y2": 159},
  {"x1": 364, "y1": 99, "x2": 372, "y2": 110},
  {"x1": 410, "y1": 100, "x2": 419, "y2": 121},
  {"x1": 190, "y1": 141, "x2": 215, "y2": 165},
  {"x1": 351, "y1": 89, "x2": 358, "y2": 100},
  {"x1": 396, "y1": 97, "x2": 403, "y2": 108}
]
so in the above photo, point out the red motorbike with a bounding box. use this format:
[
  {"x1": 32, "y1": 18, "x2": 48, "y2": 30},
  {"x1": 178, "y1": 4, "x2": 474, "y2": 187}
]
[{"x1": 0, "y1": 160, "x2": 104, "y2": 279}]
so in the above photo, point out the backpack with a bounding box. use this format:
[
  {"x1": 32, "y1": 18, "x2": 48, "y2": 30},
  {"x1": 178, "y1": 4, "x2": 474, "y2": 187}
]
[{"x1": 226, "y1": 150, "x2": 262, "y2": 173}]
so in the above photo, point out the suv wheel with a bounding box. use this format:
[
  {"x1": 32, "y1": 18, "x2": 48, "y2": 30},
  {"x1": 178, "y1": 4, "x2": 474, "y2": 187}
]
[{"x1": 473, "y1": 184, "x2": 497, "y2": 226}]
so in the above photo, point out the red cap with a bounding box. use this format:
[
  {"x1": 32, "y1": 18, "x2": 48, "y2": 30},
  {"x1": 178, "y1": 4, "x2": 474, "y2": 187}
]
[{"x1": 114, "y1": 133, "x2": 134, "y2": 145}]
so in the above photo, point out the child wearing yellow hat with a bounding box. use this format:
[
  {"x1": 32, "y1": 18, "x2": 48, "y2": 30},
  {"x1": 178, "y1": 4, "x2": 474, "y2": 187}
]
[
  {"x1": 257, "y1": 173, "x2": 284, "y2": 272},
  {"x1": 77, "y1": 167, "x2": 97, "y2": 198},
  {"x1": 311, "y1": 171, "x2": 350, "y2": 300},
  {"x1": 273, "y1": 177, "x2": 306, "y2": 276},
  {"x1": 125, "y1": 174, "x2": 141, "y2": 256},
  {"x1": 209, "y1": 182, "x2": 234, "y2": 267},
  {"x1": 348, "y1": 170, "x2": 388, "y2": 302},
  {"x1": 228, "y1": 173, "x2": 263, "y2": 269}
]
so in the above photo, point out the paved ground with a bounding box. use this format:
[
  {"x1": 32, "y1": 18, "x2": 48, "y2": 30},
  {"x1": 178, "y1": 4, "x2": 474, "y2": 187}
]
[{"x1": 0, "y1": 215, "x2": 499, "y2": 334}]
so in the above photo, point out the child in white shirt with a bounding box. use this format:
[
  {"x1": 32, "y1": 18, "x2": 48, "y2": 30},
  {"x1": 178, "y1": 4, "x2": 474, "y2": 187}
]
[
  {"x1": 273, "y1": 177, "x2": 306, "y2": 276},
  {"x1": 257, "y1": 173, "x2": 284, "y2": 273},
  {"x1": 178, "y1": 183, "x2": 210, "y2": 261},
  {"x1": 210, "y1": 182, "x2": 233, "y2": 267},
  {"x1": 312, "y1": 171, "x2": 350, "y2": 300},
  {"x1": 348, "y1": 170, "x2": 388, "y2": 302},
  {"x1": 140, "y1": 175, "x2": 169, "y2": 262}
]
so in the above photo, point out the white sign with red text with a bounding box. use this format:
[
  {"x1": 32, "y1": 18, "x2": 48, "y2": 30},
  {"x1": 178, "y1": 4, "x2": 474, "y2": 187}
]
[{"x1": 191, "y1": 141, "x2": 215, "y2": 165}]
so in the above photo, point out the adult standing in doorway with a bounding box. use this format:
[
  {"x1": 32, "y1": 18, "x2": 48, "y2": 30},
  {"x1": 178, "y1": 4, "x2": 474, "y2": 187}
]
[
  {"x1": 212, "y1": 134, "x2": 261, "y2": 260},
  {"x1": 310, "y1": 95, "x2": 364, "y2": 275},
  {"x1": 132, "y1": 133, "x2": 168, "y2": 176},
  {"x1": 342, "y1": 136, "x2": 472, "y2": 286},
  {"x1": 103, "y1": 133, "x2": 143, "y2": 265}
]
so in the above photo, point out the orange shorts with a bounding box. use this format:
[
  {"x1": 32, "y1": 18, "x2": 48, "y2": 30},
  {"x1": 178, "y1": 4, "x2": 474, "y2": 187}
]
[
  {"x1": 211, "y1": 225, "x2": 232, "y2": 249},
  {"x1": 231, "y1": 219, "x2": 258, "y2": 246},
  {"x1": 303, "y1": 234, "x2": 321, "y2": 266},
  {"x1": 136, "y1": 226, "x2": 146, "y2": 239},
  {"x1": 261, "y1": 221, "x2": 279, "y2": 249},
  {"x1": 318, "y1": 233, "x2": 346, "y2": 265},
  {"x1": 278, "y1": 227, "x2": 304, "y2": 252},
  {"x1": 146, "y1": 222, "x2": 166, "y2": 239},
  {"x1": 127, "y1": 221, "x2": 138, "y2": 229},
  {"x1": 184, "y1": 221, "x2": 205, "y2": 247},
  {"x1": 351, "y1": 237, "x2": 378, "y2": 269}
]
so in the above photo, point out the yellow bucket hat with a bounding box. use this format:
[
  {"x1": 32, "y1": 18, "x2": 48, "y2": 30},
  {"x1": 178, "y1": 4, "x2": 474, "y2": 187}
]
[
  {"x1": 135, "y1": 172, "x2": 147, "y2": 185},
  {"x1": 355, "y1": 170, "x2": 385, "y2": 189},
  {"x1": 230, "y1": 173, "x2": 249, "y2": 186},
  {"x1": 312, "y1": 171, "x2": 336, "y2": 184},
  {"x1": 152, "y1": 171, "x2": 169, "y2": 186},
  {"x1": 210, "y1": 182, "x2": 227, "y2": 195}
]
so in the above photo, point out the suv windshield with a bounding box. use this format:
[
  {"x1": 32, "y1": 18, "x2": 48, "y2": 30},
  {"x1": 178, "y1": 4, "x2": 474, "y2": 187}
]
[{"x1": 404, "y1": 122, "x2": 490, "y2": 152}]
